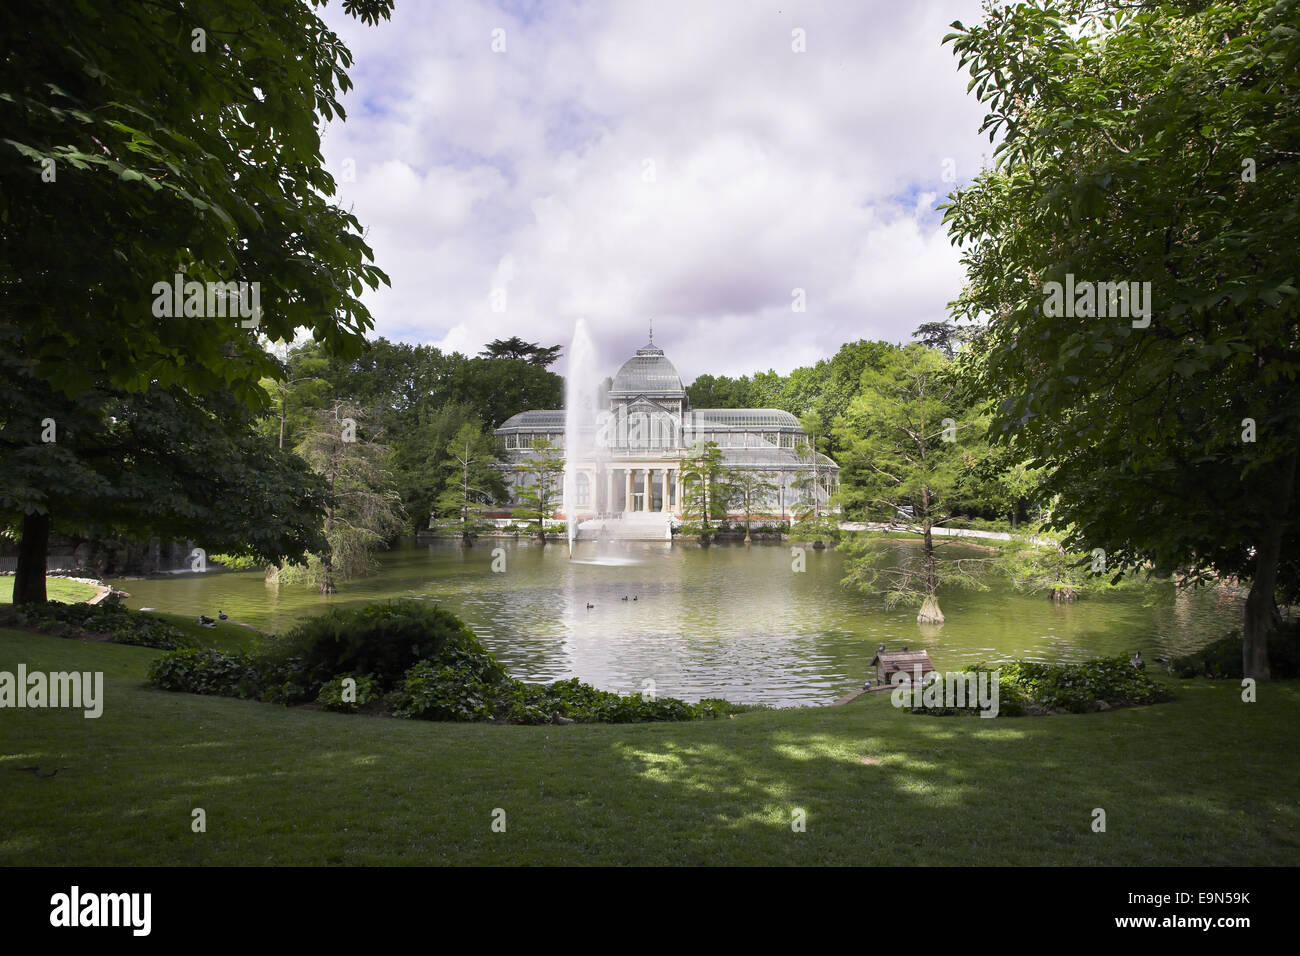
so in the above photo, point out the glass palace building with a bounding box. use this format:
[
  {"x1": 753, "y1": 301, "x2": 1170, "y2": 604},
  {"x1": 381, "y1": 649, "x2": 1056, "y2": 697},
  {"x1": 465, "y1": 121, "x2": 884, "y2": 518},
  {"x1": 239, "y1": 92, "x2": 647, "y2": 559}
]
[{"x1": 493, "y1": 338, "x2": 839, "y2": 524}]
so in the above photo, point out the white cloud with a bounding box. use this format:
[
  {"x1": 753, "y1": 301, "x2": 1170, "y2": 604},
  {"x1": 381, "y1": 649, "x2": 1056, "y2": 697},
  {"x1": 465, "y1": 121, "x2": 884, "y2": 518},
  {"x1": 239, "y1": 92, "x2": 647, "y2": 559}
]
[{"x1": 321, "y1": 0, "x2": 990, "y2": 381}]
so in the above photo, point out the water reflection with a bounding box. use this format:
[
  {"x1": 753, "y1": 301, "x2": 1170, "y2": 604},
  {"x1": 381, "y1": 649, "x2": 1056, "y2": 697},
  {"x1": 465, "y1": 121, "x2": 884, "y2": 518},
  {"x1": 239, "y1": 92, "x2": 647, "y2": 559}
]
[{"x1": 111, "y1": 539, "x2": 1242, "y2": 706}]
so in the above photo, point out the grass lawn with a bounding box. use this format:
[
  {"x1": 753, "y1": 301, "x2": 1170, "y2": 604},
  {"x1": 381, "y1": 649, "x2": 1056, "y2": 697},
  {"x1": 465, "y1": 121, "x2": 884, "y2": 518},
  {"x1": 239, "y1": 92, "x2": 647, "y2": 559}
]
[
  {"x1": 0, "y1": 578, "x2": 101, "y2": 604},
  {"x1": 1, "y1": 626, "x2": 1297, "y2": 865}
]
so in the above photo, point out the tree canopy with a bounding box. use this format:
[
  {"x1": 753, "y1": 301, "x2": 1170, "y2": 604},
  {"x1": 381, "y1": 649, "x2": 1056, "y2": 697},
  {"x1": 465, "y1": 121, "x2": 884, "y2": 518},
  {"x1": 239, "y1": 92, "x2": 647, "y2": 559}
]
[
  {"x1": 834, "y1": 344, "x2": 990, "y2": 622},
  {"x1": 943, "y1": 0, "x2": 1300, "y2": 677},
  {"x1": 278, "y1": 337, "x2": 561, "y2": 531},
  {"x1": 0, "y1": 0, "x2": 392, "y2": 406},
  {"x1": 478, "y1": 337, "x2": 563, "y2": 368},
  {"x1": 0, "y1": 0, "x2": 394, "y2": 601},
  {"x1": 0, "y1": 319, "x2": 329, "y2": 602}
]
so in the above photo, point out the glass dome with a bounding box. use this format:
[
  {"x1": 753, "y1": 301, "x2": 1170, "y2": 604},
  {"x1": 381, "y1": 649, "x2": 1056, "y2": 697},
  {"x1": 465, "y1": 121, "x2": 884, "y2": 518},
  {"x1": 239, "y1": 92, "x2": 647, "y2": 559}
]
[{"x1": 609, "y1": 342, "x2": 686, "y2": 397}]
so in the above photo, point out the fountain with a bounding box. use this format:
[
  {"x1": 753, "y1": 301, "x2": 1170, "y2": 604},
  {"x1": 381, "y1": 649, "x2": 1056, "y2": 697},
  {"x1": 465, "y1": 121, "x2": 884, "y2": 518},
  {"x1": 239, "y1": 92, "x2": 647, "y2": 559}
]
[{"x1": 563, "y1": 318, "x2": 599, "y2": 557}]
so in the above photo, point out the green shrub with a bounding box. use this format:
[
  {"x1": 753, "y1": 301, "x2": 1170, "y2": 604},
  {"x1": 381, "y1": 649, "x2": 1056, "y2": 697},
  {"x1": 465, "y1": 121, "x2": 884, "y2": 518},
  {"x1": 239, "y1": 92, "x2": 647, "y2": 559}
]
[
  {"x1": 267, "y1": 599, "x2": 506, "y2": 698},
  {"x1": 147, "y1": 648, "x2": 255, "y2": 697},
  {"x1": 317, "y1": 674, "x2": 381, "y2": 713},
  {"x1": 790, "y1": 515, "x2": 840, "y2": 541},
  {"x1": 146, "y1": 600, "x2": 746, "y2": 725},
  {"x1": 392, "y1": 660, "x2": 499, "y2": 721},
  {"x1": 210, "y1": 553, "x2": 264, "y2": 571},
  {"x1": 898, "y1": 665, "x2": 1029, "y2": 717},
  {"x1": 244, "y1": 654, "x2": 314, "y2": 705},
  {"x1": 1002, "y1": 657, "x2": 1168, "y2": 712},
  {"x1": 0, "y1": 601, "x2": 195, "y2": 649},
  {"x1": 694, "y1": 697, "x2": 755, "y2": 719},
  {"x1": 490, "y1": 678, "x2": 739, "y2": 724},
  {"x1": 909, "y1": 657, "x2": 1170, "y2": 717}
]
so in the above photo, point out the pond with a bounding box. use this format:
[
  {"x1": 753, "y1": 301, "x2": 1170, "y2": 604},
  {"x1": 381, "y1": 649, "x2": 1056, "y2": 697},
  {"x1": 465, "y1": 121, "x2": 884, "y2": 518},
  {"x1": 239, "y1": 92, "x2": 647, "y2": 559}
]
[{"x1": 110, "y1": 537, "x2": 1242, "y2": 706}]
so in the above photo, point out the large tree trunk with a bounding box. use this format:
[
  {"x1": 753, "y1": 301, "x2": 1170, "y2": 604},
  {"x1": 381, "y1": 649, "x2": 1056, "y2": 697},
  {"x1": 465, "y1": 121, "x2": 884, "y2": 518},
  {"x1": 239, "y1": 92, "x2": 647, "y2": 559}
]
[
  {"x1": 1244, "y1": 453, "x2": 1297, "y2": 681},
  {"x1": 320, "y1": 556, "x2": 337, "y2": 594},
  {"x1": 917, "y1": 522, "x2": 944, "y2": 623},
  {"x1": 917, "y1": 593, "x2": 945, "y2": 624},
  {"x1": 12, "y1": 511, "x2": 51, "y2": 605},
  {"x1": 1244, "y1": 548, "x2": 1279, "y2": 682}
]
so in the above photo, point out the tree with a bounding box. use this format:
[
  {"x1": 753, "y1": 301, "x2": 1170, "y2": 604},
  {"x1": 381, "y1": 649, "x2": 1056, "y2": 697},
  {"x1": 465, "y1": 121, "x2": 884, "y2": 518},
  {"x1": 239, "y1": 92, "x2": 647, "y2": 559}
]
[
  {"x1": 263, "y1": 342, "x2": 331, "y2": 451},
  {"x1": 433, "y1": 423, "x2": 505, "y2": 541},
  {"x1": 478, "y1": 337, "x2": 563, "y2": 367},
  {"x1": 0, "y1": 324, "x2": 328, "y2": 603},
  {"x1": 748, "y1": 370, "x2": 787, "y2": 409},
  {"x1": 389, "y1": 403, "x2": 479, "y2": 534},
  {"x1": 999, "y1": 530, "x2": 1116, "y2": 604},
  {"x1": 0, "y1": 0, "x2": 391, "y2": 598},
  {"x1": 943, "y1": 0, "x2": 1300, "y2": 678},
  {"x1": 322, "y1": 338, "x2": 451, "y2": 427},
  {"x1": 792, "y1": 413, "x2": 833, "y2": 518},
  {"x1": 725, "y1": 469, "x2": 779, "y2": 541},
  {"x1": 913, "y1": 321, "x2": 968, "y2": 359},
  {"x1": 449, "y1": 357, "x2": 565, "y2": 429},
  {"x1": 834, "y1": 345, "x2": 990, "y2": 623},
  {"x1": 683, "y1": 340, "x2": 893, "y2": 464},
  {"x1": 789, "y1": 428, "x2": 843, "y2": 542},
  {"x1": 685, "y1": 374, "x2": 754, "y2": 409},
  {"x1": 277, "y1": 404, "x2": 405, "y2": 593},
  {"x1": 679, "y1": 441, "x2": 728, "y2": 532},
  {"x1": 514, "y1": 437, "x2": 565, "y2": 541},
  {"x1": 0, "y1": 0, "x2": 391, "y2": 402},
  {"x1": 971, "y1": 449, "x2": 1044, "y2": 531},
  {"x1": 286, "y1": 338, "x2": 562, "y2": 531}
]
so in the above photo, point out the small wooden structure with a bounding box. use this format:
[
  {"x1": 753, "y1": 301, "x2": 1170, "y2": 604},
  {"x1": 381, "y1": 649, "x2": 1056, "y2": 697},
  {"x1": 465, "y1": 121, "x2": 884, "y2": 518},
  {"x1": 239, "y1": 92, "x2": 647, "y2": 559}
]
[{"x1": 870, "y1": 646, "x2": 936, "y2": 686}]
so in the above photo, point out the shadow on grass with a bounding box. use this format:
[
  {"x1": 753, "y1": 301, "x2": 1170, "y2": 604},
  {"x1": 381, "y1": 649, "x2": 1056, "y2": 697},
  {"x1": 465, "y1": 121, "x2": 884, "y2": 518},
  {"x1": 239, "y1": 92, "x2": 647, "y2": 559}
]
[{"x1": 1, "y1": 626, "x2": 1297, "y2": 865}]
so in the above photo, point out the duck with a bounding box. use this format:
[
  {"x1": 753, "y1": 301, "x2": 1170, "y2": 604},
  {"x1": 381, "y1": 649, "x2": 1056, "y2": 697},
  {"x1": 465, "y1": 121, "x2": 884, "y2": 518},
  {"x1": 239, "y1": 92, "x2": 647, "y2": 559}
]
[
  {"x1": 632, "y1": 595, "x2": 638, "y2": 601},
  {"x1": 622, "y1": 595, "x2": 629, "y2": 601},
  {"x1": 1130, "y1": 650, "x2": 1145, "y2": 669},
  {"x1": 586, "y1": 602, "x2": 594, "y2": 609},
  {"x1": 198, "y1": 615, "x2": 217, "y2": 628},
  {"x1": 217, "y1": 610, "x2": 228, "y2": 620}
]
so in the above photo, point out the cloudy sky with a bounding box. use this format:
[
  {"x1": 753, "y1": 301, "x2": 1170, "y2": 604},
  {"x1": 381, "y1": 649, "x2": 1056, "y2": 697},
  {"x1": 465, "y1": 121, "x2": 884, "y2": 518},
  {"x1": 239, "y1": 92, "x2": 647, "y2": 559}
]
[{"x1": 320, "y1": 0, "x2": 991, "y2": 383}]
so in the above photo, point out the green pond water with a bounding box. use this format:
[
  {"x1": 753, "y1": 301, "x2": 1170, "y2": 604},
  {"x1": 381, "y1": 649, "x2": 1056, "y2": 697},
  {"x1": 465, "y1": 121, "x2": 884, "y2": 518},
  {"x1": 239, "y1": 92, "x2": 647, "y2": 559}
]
[{"x1": 111, "y1": 537, "x2": 1243, "y2": 706}]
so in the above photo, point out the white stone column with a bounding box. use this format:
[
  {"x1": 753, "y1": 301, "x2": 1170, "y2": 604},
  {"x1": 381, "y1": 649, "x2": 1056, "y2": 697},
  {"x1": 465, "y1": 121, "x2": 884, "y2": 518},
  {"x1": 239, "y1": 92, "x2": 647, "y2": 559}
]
[
  {"x1": 605, "y1": 470, "x2": 613, "y2": 515},
  {"x1": 675, "y1": 471, "x2": 683, "y2": 514},
  {"x1": 642, "y1": 469, "x2": 651, "y2": 512},
  {"x1": 624, "y1": 469, "x2": 633, "y2": 514},
  {"x1": 661, "y1": 468, "x2": 670, "y2": 512}
]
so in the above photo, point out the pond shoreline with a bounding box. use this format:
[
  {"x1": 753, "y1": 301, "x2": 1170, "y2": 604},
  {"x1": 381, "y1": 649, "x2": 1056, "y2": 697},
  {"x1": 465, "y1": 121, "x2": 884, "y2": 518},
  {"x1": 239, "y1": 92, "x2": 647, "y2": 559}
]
[{"x1": 105, "y1": 537, "x2": 1246, "y2": 708}]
